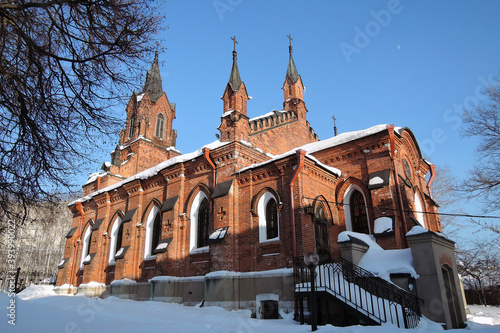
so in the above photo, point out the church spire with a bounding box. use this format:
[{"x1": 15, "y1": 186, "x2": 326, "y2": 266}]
[
  {"x1": 228, "y1": 36, "x2": 242, "y2": 91},
  {"x1": 286, "y1": 35, "x2": 299, "y2": 83},
  {"x1": 219, "y1": 36, "x2": 250, "y2": 142},
  {"x1": 141, "y1": 49, "x2": 164, "y2": 103},
  {"x1": 282, "y1": 35, "x2": 306, "y2": 119},
  {"x1": 221, "y1": 36, "x2": 249, "y2": 115}
]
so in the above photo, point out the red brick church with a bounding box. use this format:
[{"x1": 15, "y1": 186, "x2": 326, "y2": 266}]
[{"x1": 56, "y1": 40, "x2": 466, "y2": 329}]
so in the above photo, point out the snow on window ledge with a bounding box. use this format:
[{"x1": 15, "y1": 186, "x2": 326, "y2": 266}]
[
  {"x1": 374, "y1": 216, "x2": 394, "y2": 235},
  {"x1": 369, "y1": 176, "x2": 384, "y2": 186}
]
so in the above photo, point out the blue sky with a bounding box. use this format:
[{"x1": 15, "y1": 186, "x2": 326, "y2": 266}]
[{"x1": 90, "y1": 1, "x2": 500, "y2": 221}]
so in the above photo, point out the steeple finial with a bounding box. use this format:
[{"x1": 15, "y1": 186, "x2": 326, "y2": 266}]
[
  {"x1": 332, "y1": 115, "x2": 338, "y2": 136},
  {"x1": 231, "y1": 35, "x2": 238, "y2": 52},
  {"x1": 228, "y1": 36, "x2": 242, "y2": 92},
  {"x1": 286, "y1": 35, "x2": 299, "y2": 83}
]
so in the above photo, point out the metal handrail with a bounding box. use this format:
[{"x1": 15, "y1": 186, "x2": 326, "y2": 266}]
[{"x1": 293, "y1": 257, "x2": 421, "y2": 329}]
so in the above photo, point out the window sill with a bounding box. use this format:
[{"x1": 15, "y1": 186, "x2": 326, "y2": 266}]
[
  {"x1": 144, "y1": 255, "x2": 156, "y2": 261},
  {"x1": 190, "y1": 246, "x2": 209, "y2": 254},
  {"x1": 259, "y1": 237, "x2": 280, "y2": 244}
]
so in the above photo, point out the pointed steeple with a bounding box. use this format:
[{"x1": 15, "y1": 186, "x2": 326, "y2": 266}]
[
  {"x1": 286, "y1": 42, "x2": 300, "y2": 83},
  {"x1": 228, "y1": 37, "x2": 242, "y2": 91},
  {"x1": 141, "y1": 50, "x2": 164, "y2": 103}
]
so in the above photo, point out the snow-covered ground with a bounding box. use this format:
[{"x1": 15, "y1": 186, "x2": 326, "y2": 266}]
[{"x1": 1, "y1": 285, "x2": 499, "y2": 332}]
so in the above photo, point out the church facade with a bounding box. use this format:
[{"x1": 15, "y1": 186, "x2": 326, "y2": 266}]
[{"x1": 56, "y1": 42, "x2": 466, "y2": 328}]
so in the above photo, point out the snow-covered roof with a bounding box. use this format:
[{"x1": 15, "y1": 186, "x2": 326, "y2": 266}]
[
  {"x1": 84, "y1": 171, "x2": 108, "y2": 186},
  {"x1": 299, "y1": 124, "x2": 401, "y2": 154},
  {"x1": 75, "y1": 124, "x2": 408, "y2": 205},
  {"x1": 236, "y1": 124, "x2": 407, "y2": 177},
  {"x1": 71, "y1": 140, "x2": 230, "y2": 205},
  {"x1": 238, "y1": 124, "x2": 398, "y2": 175}
]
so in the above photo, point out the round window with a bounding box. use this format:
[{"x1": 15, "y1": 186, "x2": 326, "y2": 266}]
[{"x1": 404, "y1": 159, "x2": 412, "y2": 181}]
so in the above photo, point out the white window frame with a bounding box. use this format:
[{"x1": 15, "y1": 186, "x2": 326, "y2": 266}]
[
  {"x1": 108, "y1": 215, "x2": 122, "y2": 265},
  {"x1": 343, "y1": 184, "x2": 371, "y2": 234},
  {"x1": 189, "y1": 191, "x2": 209, "y2": 253},
  {"x1": 258, "y1": 192, "x2": 279, "y2": 243},
  {"x1": 414, "y1": 192, "x2": 426, "y2": 227},
  {"x1": 144, "y1": 205, "x2": 160, "y2": 260},
  {"x1": 80, "y1": 226, "x2": 92, "y2": 269}
]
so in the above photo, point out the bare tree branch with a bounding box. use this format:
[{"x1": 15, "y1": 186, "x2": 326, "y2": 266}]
[
  {"x1": 461, "y1": 72, "x2": 500, "y2": 213},
  {"x1": 0, "y1": 0, "x2": 165, "y2": 227}
]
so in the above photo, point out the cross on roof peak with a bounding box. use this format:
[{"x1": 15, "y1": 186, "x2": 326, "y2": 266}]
[
  {"x1": 287, "y1": 34, "x2": 293, "y2": 47},
  {"x1": 231, "y1": 36, "x2": 238, "y2": 52}
]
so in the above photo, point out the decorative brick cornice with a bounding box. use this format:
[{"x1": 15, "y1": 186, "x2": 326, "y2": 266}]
[
  {"x1": 274, "y1": 159, "x2": 293, "y2": 175},
  {"x1": 94, "y1": 192, "x2": 110, "y2": 207},
  {"x1": 142, "y1": 176, "x2": 164, "y2": 190},
  {"x1": 302, "y1": 161, "x2": 338, "y2": 184},
  {"x1": 123, "y1": 179, "x2": 143, "y2": 195},
  {"x1": 110, "y1": 188, "x2": 127, "y2": 202},
  {"x1": 159, "y1": 163, "x2": 185, "y2": 181},
  {"x1": 82, "y1": 200, "x2": 97, "y2": 212},
  {"x1": 317, "y1": 140, "x2": 390, "y2": 167}
]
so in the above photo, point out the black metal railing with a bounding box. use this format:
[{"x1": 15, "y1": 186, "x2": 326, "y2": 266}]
[{"x1": 293, "y1": 257, "x2": 421, "y2": 329}]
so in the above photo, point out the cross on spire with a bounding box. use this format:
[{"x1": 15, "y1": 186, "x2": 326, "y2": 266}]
[
  {"x1": 287, "y1": 34, "x2": 293, "y2": 47},
  {"x1": 231, "y1": 36, "x2": 238, "y2": 52},
  {"x1": 332, "y1": 115, "x2": 338, "y2": 136}
]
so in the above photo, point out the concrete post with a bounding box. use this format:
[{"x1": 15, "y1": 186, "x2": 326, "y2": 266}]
[{"x1": 406, "y1": 231, "x2": 467, "y2": 329}]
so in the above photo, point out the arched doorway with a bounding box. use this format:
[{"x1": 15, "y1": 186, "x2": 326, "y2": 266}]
[{"x1": 314, "y1": 203, "x2": 331, "y2": 263}]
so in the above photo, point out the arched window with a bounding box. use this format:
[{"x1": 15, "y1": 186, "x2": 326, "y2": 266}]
[
  {"x1": 258, "y1": 192, "x2": 279, "y2": 242},
  {"x1": 80, "y1": 226, "x2": 93, "y2": 269},
  {"x1": 350, "y1": 191, "x2": 369, "y2": 234},
  {"x1": 197, "y1": 198, "x2": 210, "y2": 248},
  {"x1": 152, "y1": 213, "x2": 162, "y2": 254},
  {"x1": 144, "y1": 205, "x2": 162, "y2": 259},
  {"x1": 109, "y1": 215, "x2": 123, "y2": 264},
  {"x1": 129, "y1": 113, "x2": 136, "y2": 138},
  {"x1": 314, "y1": 203, "x2": 330, "y2": 262},
  {"x1": 414, "y1": 192, "x2": 426, "y2": 227},
  {"x1": 343, "y1": 185, "x2": 370, "y2": 234},
  {"x1": 156, "y1": 113, "x2": 165, "y2": 140},
  {"x1": 189, "y1": 191, "x2": 210, "y2": 252},
  {"x1": 266, "y1": 199, "x2": 278, "y2": 239}
]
